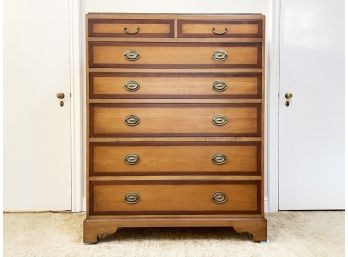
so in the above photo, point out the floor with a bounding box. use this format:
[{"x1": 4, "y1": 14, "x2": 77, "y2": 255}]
[{"x1": 4, "y1": 211, "x2": 344, "y2": 257}]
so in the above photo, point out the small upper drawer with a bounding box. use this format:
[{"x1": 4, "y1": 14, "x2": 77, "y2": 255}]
[
  {"x1": 178, "y1": 19, "x2": 263, "y2": 38},
  {"x1": 88, "y1": 19, "x2": 174, "y2": 38}
]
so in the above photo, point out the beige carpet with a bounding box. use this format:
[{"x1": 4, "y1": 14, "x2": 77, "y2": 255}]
[{"x1": 4, "y1": 211, "x2": 344, "y2": 257}]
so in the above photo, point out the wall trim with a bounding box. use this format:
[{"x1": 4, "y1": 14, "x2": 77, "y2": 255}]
[
  {"x1": 69, "y1": 0, "x2": 84, "y2": 212},
  {"x1": 264, "y1": 197, "x2": 269, "y2": 213},
  {"x1": 267, "y1": 0, "x2": 281, "y2": 212},
  {"x1": 82, "y1": 197, "x2": 86, "y2": 212}
]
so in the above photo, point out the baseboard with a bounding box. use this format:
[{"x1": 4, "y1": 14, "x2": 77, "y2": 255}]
[
  {"x1": 82, "y1": 197, "x2": 86, "y2": 212},
  {"x1": 264, "y1": 196, "x2": 269, "y2": 212}
]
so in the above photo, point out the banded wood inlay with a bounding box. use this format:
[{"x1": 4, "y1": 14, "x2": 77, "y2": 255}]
[{"x1": 84, "y1": 13, "x2": 266, "y2": 244}]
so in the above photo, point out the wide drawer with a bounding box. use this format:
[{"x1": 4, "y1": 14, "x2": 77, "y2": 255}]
[
  {"x1": 89, "y1": 42, "x2": 262, "y2": 68},
  {"x1": 88, "y1": 19, "x2": 174, "y2": 38},
  {"x1": 178, "y1": 19, "x2": 263, "y2": 38},
  {"x1": 90, "y1": 180, "x2": 261, "y2": 215},
  {"x1": 90, "y1": 141, "x2": 261, "y2": 176},
  {"x1": 89, "y1": 72, "x2": 262, "y2": 99},
  {"x1": 90, "y1": 103, "x2": 261, "y2": 137}
]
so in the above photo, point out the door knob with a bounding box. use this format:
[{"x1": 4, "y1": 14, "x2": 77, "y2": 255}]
[
  {"x1": 56, "y1": 92, "x2": 65, "y2": 107},
  {"x1": 285, "y1": 92, "x2": 293, "y2": 99},
  {"x1": 285, "y1": 92, "x2": 293, "y2": 107},
  {"x1": 56, "y1": 92, "x2": 65, "y2": 99}
]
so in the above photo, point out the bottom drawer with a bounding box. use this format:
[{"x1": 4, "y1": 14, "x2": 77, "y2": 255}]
[{"x1": 90, "y1": 180, "x2": 261, "y2": 215}]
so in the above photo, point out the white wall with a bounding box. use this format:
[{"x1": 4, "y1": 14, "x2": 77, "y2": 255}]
[
  {"x1": 82, "y1": 0, "x2": 270, "y2": 14},
  {"x1": 81, "y1": 0, "x2": 272, "y2": 211}
]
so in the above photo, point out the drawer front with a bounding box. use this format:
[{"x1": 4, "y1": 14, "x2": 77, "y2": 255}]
[
  {"x1": 90, "y1": 72, "x2": 262, "y2": 99},
  {"x1": 89, "y1": 42, "x2": 262, "y2": 68},
  {"x1": 88, "y1": 19, "x2": 174, "y2": 38},
  {"x1": 90, "y1": 103, "x2": 261, "y2": 137},
  {"x1": 90, "y1": 180, "x2": 261, "y2": 215},
  {"x1": 178, "y1": 19, "x2": 263, "y2": 38},
  {"x1": 90, "y1": 141, "x2": 261, "y2": 176}
]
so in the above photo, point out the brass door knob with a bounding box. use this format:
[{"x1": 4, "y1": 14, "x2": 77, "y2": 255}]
[
  {"x1": 56, "y1": 92, "x2": 65, "y2": 99},
  {"x1": 285, "y1": 92, "x2": 293, "y2": 107},
  {"x1": 285, "y1": 92, "x2": 293, "y2": 99}
]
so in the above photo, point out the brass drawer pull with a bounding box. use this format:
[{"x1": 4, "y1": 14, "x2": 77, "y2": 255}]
[
  {"x1": 124, "y1": 27, "x2": 140, "y2": 35},
  {"x1": 211, "y1": 153, "x2": 227, "y2": 165},
  {"x1": 212, "y1": 49, "x2": 228, "y2": 62},
  {"x1": 212, "y1": 27, "x2": 228, "y2": 35},
  {"x1": 124, "y1": 50, "x2": 140, "y2": 61},
  {"x1": 212, "y1": 192, "x2": 228, "y2": 204},
  {"x1": 124, "y1": 193, "x2": 140, "y2": 204},
  {"x1": 124, "y1": 154, "x2": 140, "y2": 165},
  {"x1": 124, "y1": 115, "x2": 140, "y2": 126},
  {"x1": 212, "y1": 114, "x2": 228, "y2": 126},
  {"x1": 124, "y1": 80, "x2": 140, "y2": 92},
  {"x1": 212, "y1": 81, "x2": 227, "y2": 92}
]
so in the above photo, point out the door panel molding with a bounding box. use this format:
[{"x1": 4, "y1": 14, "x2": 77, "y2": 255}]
[
  {"x1": 69, "y1": 0, "x2": 84, "y2": 212},
  {"x1": 267, "y1": 0, "x2": 281, "y2": 212}
]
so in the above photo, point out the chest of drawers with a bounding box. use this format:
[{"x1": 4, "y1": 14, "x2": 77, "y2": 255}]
[{"x1": 84, "y1": 13, "x2": 267, "y2": 243}]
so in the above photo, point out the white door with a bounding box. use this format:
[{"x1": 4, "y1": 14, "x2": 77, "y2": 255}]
[
  {"x1": 4, "y1": 0, "x2": 72, "y2": 210},
  {"x1": 278, "y1": 0, "x2": 345, "y2": 209}
]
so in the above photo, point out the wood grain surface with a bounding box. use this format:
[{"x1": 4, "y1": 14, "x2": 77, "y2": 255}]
[
  {"x1": 90, "y1": 180, "x2": 260, "y2": 215},
  {"x1": 90, "y1": 103, "x2": 261, "y2": 137},
  {"x1": 89, "y1": 42, "x2": 262, "y2": 68},
  {"x1": 90, "y1": 72, "x2": 261, "y2": 99},
  {"x1": 90, "y1": 141, "x2": 260, "y2": 176}
]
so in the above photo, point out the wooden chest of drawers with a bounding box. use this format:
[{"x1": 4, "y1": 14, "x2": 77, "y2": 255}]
[{"x1": 84, "y1": 13, "x2": 267, "y2": 243}]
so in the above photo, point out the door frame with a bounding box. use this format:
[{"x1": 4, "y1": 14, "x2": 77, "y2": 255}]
[
  {"x1": 69, "y1": 0, "x2": 84, "y2": 212},
  {"x1": 267, "y1": 0, "x2": 281, "y2": 212}
]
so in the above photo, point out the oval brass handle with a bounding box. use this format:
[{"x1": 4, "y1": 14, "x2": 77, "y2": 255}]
[
  {"x1": 211, "y1": 153, "x2": 227, "y2": 165},
  {"x1": 124, "y1": 154, "x2": 140, "y2": 165},
  {"x1": 124, "y1": 80, "x2": 140, "y2": 92},
  {"x1": 124, "y1": 115, "x2": 140, "y2": 126},
  {"x1": 212, "y1": 115, "x2": 228, "y2": 126},
  {"x1": 212, "y1": 49, "x2": 228, "y2": 62},
  {"x1": 124, "y1": 193, "x2": 140, "y2": 204},
  {"x1": 212, "y1": 27, "x2": 228, "y2": 35},
  {"x1": 124, "y1": 27, "x2": 140, "y2": 35},
  {"x1": 124, "y1": 50, "x2": 140, "y2": 61},
  {"x1": 212, "y1": 81, "x2": 227, "y2": 92},
  {"x1": 212, "y1": 192, "x2": 228, "y2": 204}
]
